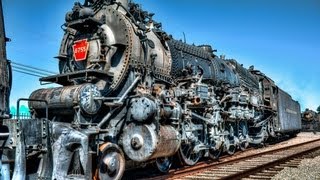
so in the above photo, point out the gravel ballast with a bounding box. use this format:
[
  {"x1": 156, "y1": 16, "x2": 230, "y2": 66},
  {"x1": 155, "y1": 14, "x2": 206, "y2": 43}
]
[
  {"x1": 272, "y1": 132, "x2": 320, "y2": 180},
  {"x1": 272, "y1": 156, "x2": 320, "y2": 180}
]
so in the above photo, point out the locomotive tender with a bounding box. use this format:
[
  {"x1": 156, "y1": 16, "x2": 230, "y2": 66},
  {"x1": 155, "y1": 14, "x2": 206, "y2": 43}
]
[{"x1": 0, "y1": 0, "x2": 301, "y2": 179}]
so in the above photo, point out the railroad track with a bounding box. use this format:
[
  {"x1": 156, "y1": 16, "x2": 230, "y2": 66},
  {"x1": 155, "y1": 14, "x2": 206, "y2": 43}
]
[{"x1": 142, "y1": 138, "x2": 320, "y2": 180}]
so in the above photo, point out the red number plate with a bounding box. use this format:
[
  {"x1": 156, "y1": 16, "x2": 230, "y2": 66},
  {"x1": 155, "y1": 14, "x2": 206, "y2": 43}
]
[{"x1": 72, "y1": 39, "x2": 89, "y2": 61}]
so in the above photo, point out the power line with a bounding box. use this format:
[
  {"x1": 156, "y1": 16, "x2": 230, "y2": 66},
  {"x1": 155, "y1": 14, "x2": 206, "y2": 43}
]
[
  {"x1": 12, "y1": 65, "x2": 52, "y2": 77},
  {"x1": 10, "y1": 61, "x2": 58, "y2": 78},
  {"x1": 12, "y1": 68, "x2": 43, "y2": 78},
  {"x1": 11, "y1": 61, "x2": 58, "y2": 75}
]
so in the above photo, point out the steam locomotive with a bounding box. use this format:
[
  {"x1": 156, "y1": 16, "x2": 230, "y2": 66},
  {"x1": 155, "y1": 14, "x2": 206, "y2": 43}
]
[
  {"x1": 0, "y1": 0, "x2": 301, "y2": 179},
  {"x1": 301, "y1": 109, "x2": 320, "y2": 132}
]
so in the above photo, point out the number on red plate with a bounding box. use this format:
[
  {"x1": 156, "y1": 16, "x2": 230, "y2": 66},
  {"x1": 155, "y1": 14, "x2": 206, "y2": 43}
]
[{"x1": 72, "y1": 39, "x2": 89, "y2": 61}]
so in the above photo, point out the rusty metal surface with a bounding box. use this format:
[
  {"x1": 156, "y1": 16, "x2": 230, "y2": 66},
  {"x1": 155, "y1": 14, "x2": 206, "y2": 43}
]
[
  {"x1": 29, "y1": 83, "x2": 101, "y2": 116},
  {"x1": 122, "y1": 123, "x2": 180, "y2": 162}
]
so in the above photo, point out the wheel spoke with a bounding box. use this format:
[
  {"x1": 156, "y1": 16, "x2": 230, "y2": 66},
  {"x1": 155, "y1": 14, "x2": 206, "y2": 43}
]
[{"x1": 179, "y1": 142, "x2": 202, "y2": 166}]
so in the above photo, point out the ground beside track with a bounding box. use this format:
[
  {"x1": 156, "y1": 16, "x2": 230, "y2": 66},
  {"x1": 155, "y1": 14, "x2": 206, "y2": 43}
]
[{"x1": 272, "y1": 132, "x2": 320, "y2": 180}]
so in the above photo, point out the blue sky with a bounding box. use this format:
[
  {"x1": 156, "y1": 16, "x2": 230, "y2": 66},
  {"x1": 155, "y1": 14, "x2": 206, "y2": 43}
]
[{"x1": 2, "y1": 0, "x2": 320, "y2": 111}]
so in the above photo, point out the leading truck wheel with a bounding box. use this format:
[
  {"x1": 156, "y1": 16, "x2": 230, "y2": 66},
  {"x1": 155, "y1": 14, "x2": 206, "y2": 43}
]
[
  {"x1": 98, "y1": 143, "x2": 125, "y2": 180},
  {"x1": 156, "y1": 157, "x2": 172, "y2": 173}
]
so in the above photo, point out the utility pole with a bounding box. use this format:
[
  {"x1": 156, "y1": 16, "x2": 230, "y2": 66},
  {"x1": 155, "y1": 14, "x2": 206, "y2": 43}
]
[{"x1": 0, "y1": 0, "x2": 11, "y2": 119}]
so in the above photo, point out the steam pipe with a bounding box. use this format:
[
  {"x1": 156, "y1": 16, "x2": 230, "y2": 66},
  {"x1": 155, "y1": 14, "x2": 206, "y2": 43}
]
[
  {"x1": 113, "y1": 0, "x2": 128, "y2": 14},
  {"x1": 98, "y1": 75, "x2": 141, "y2": 128},
  {"x1": 115, "y1": 0, "x2": 128, "y2": 10}
]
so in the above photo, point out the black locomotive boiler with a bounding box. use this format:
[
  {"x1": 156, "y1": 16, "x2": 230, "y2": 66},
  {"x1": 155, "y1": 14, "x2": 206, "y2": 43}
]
[{"x1": 0, "y1": 0, "x2": 301, "y2": 179}]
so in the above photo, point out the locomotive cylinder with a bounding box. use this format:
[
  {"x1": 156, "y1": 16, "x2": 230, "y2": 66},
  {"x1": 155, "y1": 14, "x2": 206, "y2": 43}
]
[
  {"x1": 29, "y1": 84, "x2": 101, "y2": 116},
  {"x1": 122, "y1": 123, "x2": 181, "y2": 162}
]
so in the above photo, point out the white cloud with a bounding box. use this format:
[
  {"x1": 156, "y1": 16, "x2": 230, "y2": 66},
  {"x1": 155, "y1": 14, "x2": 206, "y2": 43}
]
[{"x1": 274, "y1": 74, "x2": 319, "y2": 111}]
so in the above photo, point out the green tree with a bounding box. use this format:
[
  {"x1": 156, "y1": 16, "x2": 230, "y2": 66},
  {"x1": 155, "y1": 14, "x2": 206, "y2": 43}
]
[
  {"x1": 317, "y1": 105, "x2": 320, "y2": 114},
  {"x1": 10, "y1": 105, "x2": 30, "y2": 118},
  {"x1": 10, "y1": 106, "x2": 16, "y2": 115}
]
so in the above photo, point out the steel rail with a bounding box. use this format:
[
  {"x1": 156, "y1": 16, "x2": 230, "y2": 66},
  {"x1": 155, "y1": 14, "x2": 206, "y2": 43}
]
[{"x1": 144, "y1": 138, "x2": 320, "y2": 180}]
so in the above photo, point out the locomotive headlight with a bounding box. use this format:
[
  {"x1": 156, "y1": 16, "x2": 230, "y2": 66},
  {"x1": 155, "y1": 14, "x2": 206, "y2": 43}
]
[{"x1": 79, "y1": 84, "x2": 102, "y2": 115}]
